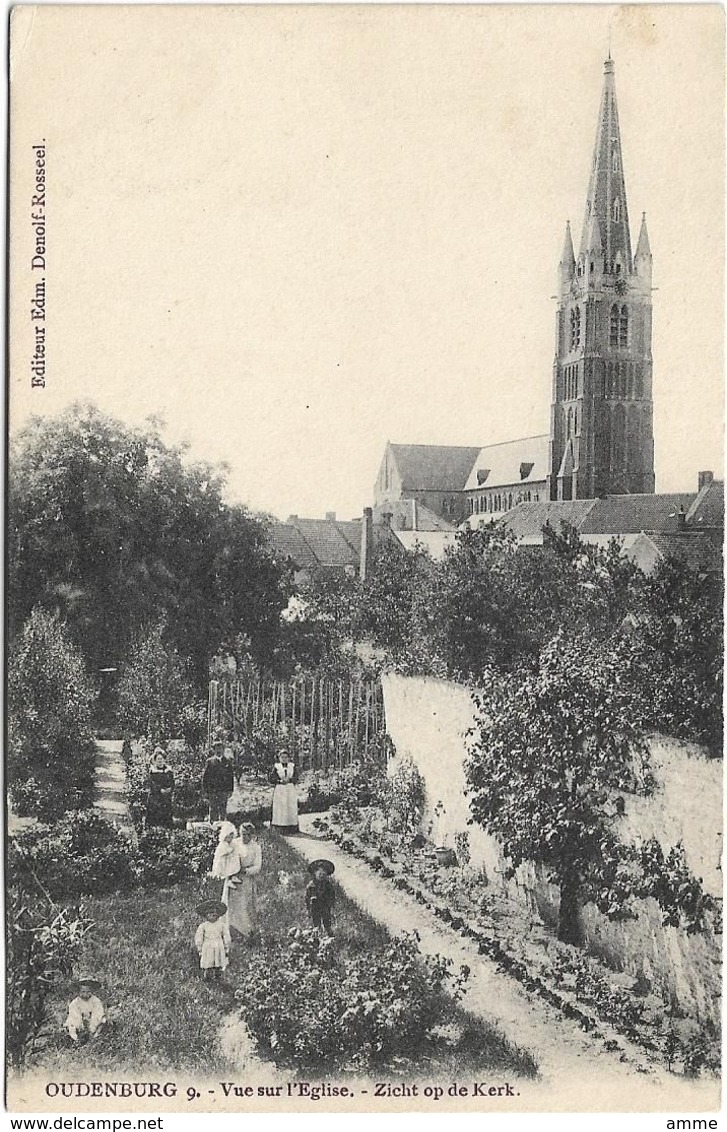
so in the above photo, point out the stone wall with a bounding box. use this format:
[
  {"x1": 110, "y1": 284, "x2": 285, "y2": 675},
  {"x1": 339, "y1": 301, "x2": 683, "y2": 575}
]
[{"x1": 381, "y1": 672, "x2": 722, "y2": 1023}]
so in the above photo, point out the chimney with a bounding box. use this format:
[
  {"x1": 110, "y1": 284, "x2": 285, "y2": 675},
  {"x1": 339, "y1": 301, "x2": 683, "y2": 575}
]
[
  {"x1": 698, "y1": 471, "x2": 714, "y2": 491},
  {"x1": 677, "y1": 505, "x2": 687, "y2": 532},
  {"x1": 325, "y1": 511, "x2": 336, "y2": 521},
  {"x1": 360, "y1": 507, "x2": 374, "y2": 581},
  {"x1": 287, "y1": 514, "x2": 299, "y2": 523},
  {"x1": 381, "y1": 511, "x2": 393, "y2": 529}
]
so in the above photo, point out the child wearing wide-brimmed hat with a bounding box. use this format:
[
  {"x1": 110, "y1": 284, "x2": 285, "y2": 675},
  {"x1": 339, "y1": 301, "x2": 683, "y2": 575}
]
[
  {"x1": 65, "y1": 977, "x2": 106, "y2": 1042},
  {"x1": 195, "y1": 899, "x2": 230, "y2": 981},
  {"x1": 305, "y1": 859, "x2": 336, "y2": 936}
]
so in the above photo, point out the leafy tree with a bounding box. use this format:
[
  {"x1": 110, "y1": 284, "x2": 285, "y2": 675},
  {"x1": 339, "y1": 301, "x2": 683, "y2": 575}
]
[
  {"x1": 629, "y1": 555, "x2": 723, "y2": 753},
  {"x1": 8, "y1": 402, "x2": 291, "y2": 686},
  {"x1": 8, "y1": 607, "x2": 97, "y2": 819},
  {"x1": 437, "y1": 522, "x2": 641, "y2": 680},
  {"x1": 116, "y1": 620, "x2": 195, "y2": 742},
  {"x1": 358, "y1": 540, "x2": 447, "y2": 675},
  {"x1": 467, "y1": 633, "x2": 651, "y2": 943}
]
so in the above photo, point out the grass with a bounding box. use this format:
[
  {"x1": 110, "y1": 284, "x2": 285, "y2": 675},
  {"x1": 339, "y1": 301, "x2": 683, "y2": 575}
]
[{"x1": 25, "y1": 830, "x2": 537, "y2": 1081}]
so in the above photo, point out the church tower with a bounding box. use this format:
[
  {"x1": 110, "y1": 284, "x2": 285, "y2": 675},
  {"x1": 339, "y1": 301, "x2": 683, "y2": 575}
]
[{"x1": 547, "y1": 57, "x2": 655, "y2": 501}]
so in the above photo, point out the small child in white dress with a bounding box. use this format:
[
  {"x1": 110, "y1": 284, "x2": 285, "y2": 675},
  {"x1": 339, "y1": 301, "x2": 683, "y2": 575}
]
[
  {"x1": 65, "y1": 977, "x2": 106, "y2": 1042},
  {"x1": 195, "y1": 899, "x2": 230, "y2": 982}
]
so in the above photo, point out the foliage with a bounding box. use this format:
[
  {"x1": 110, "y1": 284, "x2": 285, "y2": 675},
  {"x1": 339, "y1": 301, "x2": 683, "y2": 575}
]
[
  {"x1": 10, "y1": 812, "x2": 217, "y2": 901},
  {"x1": 629, "y1": 557, "x2": 724, "y2": 754},
  {"x1": 358, "y1": 541, "x2": 448, "y2": 676},
  {"x1": 8, "y1": 402, "x2": 291, "y2": 685},
  {"x1": 307, "y1": 757, "x2": 389, "y2": 818},
  {"x1": 116, "y1": 621, "x2": 196, "y2": 743},
  {"x1": 467, "y1": 633, "x2": 651, "y2": 943},
  {"x1": 7, "y1": 607, "x2": 97, "y2": 820},
  {"x1": 638, "y1": 839, "x2": 721, "y2": 935},
  {"x1": 234, "y1": 927, "x2": 468, "y2": 1068},
  {"x1": 385, "y1": 756, "x2": 427, "y2": 837},
  {"x1": 6, "y1": 887, "x2": 92, "y2": 1068}
]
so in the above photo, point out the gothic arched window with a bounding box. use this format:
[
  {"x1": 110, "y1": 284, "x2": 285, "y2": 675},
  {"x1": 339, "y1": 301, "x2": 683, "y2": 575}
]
[
  {"x1": 612, "y1": 197, "x2": 621, "y2": 222},
  {"x1": 612, "y1": 149, "x2": 619, "y2": 172},
  {"x1": 609, "y1": 304, "x2": 620, "y2": 347},
  {"x1": 570, "y1": 306, "x2": 581, "y2": 350},
  {"x1": 619, "y1": 305, "x2": 628, "y2": 347}
]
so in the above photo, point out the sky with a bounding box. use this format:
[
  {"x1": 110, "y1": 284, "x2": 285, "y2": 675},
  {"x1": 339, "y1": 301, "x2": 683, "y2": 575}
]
[{"x1": 9, "y1": 4, "x2": 724, "y2": 521}]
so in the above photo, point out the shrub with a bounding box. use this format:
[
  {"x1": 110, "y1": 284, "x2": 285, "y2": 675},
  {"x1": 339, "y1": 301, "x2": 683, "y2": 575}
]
[
  {"x1": 8, "y1": 608, "x2": 97, "y2": 820},
  {"x1": 116, "y1": 620, "x2": 195, "y2": 742},
  {"x1": 136, "y1": 827, "x2": 216, "y2": 887},
  {"x1": 6, "y1": 888, "x2": 92, "y2": 1068},
  {"x1": 385, "y1": 755, "x2": 426, "y2": 836},
  {"x1": 10, "y1": 813, "x2": 218, "y2": 901},
  {"x1": 234, "y1": 927, "x2": 468, "y2": 1068}
]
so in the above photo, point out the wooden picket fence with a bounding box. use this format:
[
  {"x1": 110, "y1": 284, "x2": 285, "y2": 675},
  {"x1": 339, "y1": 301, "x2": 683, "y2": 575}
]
[{"x1": 207, "y1": 676, "x2": 387, "y2": 773}]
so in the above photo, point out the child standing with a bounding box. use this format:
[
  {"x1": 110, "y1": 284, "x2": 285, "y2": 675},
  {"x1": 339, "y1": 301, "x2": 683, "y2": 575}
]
[
  {"x1": 305, "y1": 859, "x2": 336, "y2": 936},
  {"x1": 194, "y1": 899, "x2": 230, "y2": 981},
  {"x1": 65, "y1": 977, "x2": 106, "y2": 1042}
]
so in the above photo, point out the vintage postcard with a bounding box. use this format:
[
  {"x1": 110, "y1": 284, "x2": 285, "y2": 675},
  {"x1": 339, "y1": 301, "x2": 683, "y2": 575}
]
[{"x1": 6, "y1": 3, "x2": 724, "y2": 1121}]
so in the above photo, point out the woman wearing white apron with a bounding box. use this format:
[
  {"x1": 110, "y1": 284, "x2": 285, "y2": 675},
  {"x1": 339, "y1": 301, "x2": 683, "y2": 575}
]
[{"x1": 270, "y1": 759, "x2": 299, "y2": 833}]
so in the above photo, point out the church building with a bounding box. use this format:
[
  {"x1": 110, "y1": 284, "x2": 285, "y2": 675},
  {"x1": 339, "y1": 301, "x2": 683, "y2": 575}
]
[{"x1": 374, "y1": 56, "x2": 656, "y2": 525}]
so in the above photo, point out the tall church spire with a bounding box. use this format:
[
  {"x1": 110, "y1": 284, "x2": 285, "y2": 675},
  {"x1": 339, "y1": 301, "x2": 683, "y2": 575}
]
[
  {"x1": 579, "y1": 57, "x2": 632, "y2": 274},
  {"x1": 548, "y1": 55, "x2": 655, "y2": 503}
]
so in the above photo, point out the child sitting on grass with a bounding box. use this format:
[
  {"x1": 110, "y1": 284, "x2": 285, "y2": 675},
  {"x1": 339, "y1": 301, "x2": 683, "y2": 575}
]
[
  {"x1": 65, "y1": 977, "x2": 106, "y2": 1043},
  {"x1": 305, "y1": 859, "x2": 336, "y2": 936},
  {"x1": 195, "y1": 899, "x2": 230, "y2": 981}
]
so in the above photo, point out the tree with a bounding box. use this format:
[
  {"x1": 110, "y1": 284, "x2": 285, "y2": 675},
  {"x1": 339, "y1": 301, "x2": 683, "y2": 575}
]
[
  {"x1": 629, "y1": 554, "x2": 723, "y2": 754},
  {"x1": 8, "y1": 607, "x2": 97, "y2": 819},
  {"x1": 467, "y1": 633, "x2": 651, "y2": 943},
  {"x1": 437, "y1": 522, "x2": 641, "y2": 680},
  {"x1": 116, "y1": 620, "x2": 195, "y2": 742},
  {"x1": 8, "y1": 402, "x2": 291, "y2": 686}
]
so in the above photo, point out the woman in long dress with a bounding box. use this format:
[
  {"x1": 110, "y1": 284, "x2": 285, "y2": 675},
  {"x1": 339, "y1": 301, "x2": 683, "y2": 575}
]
[
  {"x1": 211, "y1": 822, "x2": 261, "y2": 942},
  {"x1": 145, "y1": 747, "x2": 174, "y2": 828},
  {"x1": 270, "y1": 759, "x2": 299, "y2": 833}
]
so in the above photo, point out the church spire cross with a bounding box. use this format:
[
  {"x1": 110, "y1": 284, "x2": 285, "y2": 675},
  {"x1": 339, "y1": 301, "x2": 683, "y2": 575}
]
[{"x1": 579, "y1": 56, "x2": 632, "y2": 273}]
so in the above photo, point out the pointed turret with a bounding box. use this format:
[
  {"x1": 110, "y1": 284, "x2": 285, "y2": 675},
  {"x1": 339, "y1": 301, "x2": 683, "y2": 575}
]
[
  {"x1": 635, "y1": 211, "x2": 651, "y2": 259},
  {"x1": 579, "y1": 57, "x2": 632, "y2": 273},
  {"x1": 634, "y1": 212, "x2": 652, "y2": 287},
  {"x1": 559, "y1": 220, "x2": 576, "y2": 291}
]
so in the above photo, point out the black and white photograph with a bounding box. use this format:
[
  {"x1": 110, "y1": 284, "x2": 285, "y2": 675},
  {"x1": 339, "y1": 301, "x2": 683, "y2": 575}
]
[{"x1": 6, "y1": 4, "x2": 724, "y2": 1119}]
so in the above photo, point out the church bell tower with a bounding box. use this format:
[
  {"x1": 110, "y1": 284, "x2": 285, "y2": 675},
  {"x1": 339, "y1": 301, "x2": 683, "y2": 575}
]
[{"x1": 547, "y1": 57, "x2": 655, "y2": 501}]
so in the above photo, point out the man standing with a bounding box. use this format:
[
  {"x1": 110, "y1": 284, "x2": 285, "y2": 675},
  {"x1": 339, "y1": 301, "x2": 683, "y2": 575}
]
[{"x1": 202, "y1": 733, "x2": 234, "y2": 823}]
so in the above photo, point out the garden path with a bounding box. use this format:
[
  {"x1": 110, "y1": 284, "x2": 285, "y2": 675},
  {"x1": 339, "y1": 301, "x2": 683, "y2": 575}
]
[
  {"x1": 290, "y1": 815, "x2": 718, "y2": 1112},
  {"x1": 94, "y1": 739, "x2": 137, "y2": 843}
]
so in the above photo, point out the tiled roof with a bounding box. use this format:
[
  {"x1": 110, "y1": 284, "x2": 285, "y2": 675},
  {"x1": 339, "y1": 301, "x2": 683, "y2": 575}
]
[
  {"x1": 267, "y1": 523, "x2": 319, "y2": 570},
  {"x1": 288, "y1": 518, "x2": 359, "y2": 569},
  {"x1": 501, "y1": 499, "x2": 599, "y2": 541},
  {"x1": 686, "y1": 480, "x2": 724, "y2": 529},
  {"x1": 389, "y1": 444, "x2": 481, "y2": 492},
  {"x1": 373, "y1": 499, "x2": 455, "y2": 532},
  {"x1": 502, "y1": 491, "x2": 710, "y2": 543},
  {"x1": 641, "y1": 532, "x2": 723, "y2": 574},
  {"x1": 464, "y1": 435, "x2": 549, "y2": 492},
  {"x1": 579, "y1": 493, "x2": 697, "y2": 535},
  {"x1": 267, "y1": 516, "x2": 401, "y2": 573}
]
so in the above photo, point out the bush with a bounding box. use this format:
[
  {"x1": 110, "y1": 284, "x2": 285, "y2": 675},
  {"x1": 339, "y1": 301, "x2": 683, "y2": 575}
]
[
  {"x1": 234, "y1": 927, "x2": 467, "y2": 1068},
  {"x1": 11, "y1": 812, "x2": 137, "y2": 899},
  {"x1": 116, "y1": 620, "x2": 195, "y2": 742},
  {"x1": 6, "y1": 889, "x2": 91, "y2": 1068},
  {"x1": 8, "y1": 608, "x2": 97, "y2": 820},
  {"x1": 10, "y1": 813, "x2": 218, "y2": 901},
  {"x1": 136, "y1": 827, "x2": 217, "y2": 887}
]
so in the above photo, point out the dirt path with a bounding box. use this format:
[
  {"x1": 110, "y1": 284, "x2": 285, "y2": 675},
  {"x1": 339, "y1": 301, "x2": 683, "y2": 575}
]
[
  {"x1": 286, "y1": 816, "x2": 718, "y2": 1112},
  {"x1": 94, "y1": 739, "x2": 137, "y2": 842}
]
